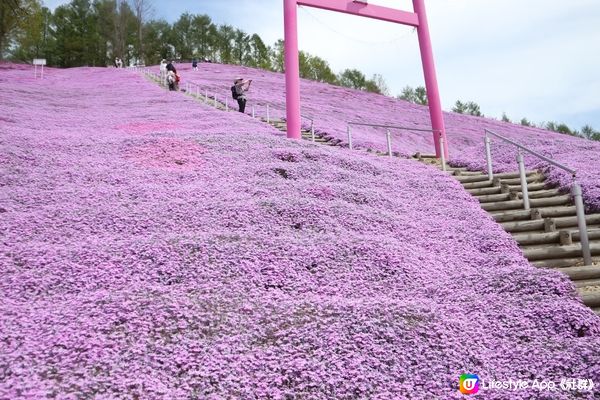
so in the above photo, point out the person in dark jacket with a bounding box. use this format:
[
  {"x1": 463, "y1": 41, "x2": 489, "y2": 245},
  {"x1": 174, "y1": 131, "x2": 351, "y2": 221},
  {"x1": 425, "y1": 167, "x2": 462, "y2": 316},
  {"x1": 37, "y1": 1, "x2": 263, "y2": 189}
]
[
  {"x1": 234, "y1": 77, "x2": 252, "y2": 113},
  {"x1": 166, "y1": 61, "x2": 176, "y2": 73},
  {"x1": 192, "y1": 59, "x2": 198, "y2": 71}
]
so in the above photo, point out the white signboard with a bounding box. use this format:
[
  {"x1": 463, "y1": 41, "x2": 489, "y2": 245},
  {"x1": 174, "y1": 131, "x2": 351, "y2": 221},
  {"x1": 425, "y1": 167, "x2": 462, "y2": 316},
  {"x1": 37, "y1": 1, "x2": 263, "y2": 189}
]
[{"x1": 33, "y1": 59, "x2": 46, "y2": 79}]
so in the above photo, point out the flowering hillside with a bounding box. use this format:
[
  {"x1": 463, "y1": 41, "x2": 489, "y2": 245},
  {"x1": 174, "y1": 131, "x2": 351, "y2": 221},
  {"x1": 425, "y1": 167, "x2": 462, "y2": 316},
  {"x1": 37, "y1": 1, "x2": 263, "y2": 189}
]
[
  {"x1": 177, "y1": 62, "x2": 600, "y2": 210},
  {"x1": 1, "y1": 64, "x2": 599, "y2": 399}
]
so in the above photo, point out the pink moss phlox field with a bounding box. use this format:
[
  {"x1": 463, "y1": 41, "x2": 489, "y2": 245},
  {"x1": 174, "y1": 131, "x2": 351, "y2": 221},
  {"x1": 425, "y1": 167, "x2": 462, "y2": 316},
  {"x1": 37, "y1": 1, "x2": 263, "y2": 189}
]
[
  {"x1": 178, "y1": 62, "x2": 600, "y2": 210},
  {"x1": 1, "y1": 64, "x2": 599, "y2": 399}
]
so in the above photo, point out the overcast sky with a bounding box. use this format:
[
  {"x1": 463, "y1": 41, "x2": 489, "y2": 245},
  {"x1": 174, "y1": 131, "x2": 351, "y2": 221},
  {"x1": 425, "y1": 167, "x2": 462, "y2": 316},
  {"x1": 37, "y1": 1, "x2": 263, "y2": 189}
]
[{"x1": 44, "y1": 0, "x2": 600, "y2": 130}]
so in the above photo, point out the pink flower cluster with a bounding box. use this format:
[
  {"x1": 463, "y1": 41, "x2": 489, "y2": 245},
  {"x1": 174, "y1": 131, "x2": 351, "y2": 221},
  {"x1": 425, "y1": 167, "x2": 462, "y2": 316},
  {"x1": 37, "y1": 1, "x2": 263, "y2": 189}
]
[
  {"x1": 0, "y1": 63, "x2": 599, "y2": 399},
  {"x1": 179, "y1": 62, "x2": 600, "y2": 211}
]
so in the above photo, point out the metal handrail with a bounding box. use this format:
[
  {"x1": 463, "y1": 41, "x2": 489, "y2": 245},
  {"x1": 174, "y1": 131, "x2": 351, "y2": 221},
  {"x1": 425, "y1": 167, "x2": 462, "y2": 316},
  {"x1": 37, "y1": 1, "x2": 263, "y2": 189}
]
[
  {"x1": 484, "y1": 128, "x2": 591, "y2": 265},
  {"x1": 346, "y1": 121, "x2": 446, "y2": 170},
  {"x1": 348, "y1": 121, "x2": 441, "y2": 133},
  {"x1": 485, "y1": 129, "x2": 576, "y2": 176}
]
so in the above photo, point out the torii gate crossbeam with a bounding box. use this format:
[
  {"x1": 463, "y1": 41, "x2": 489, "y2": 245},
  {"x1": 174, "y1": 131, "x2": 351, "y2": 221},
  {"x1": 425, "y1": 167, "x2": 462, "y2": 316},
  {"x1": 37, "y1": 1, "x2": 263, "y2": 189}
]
[{"x1": 284, "y1": 0, "x2": 448, "y2": 158}]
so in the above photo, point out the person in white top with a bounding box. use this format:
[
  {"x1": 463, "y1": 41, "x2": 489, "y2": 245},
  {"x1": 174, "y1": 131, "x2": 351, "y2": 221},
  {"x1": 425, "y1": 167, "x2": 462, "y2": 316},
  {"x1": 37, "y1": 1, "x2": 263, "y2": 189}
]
[{"x1": 159, "y1": 59, "x2": 167, "y2": 85}]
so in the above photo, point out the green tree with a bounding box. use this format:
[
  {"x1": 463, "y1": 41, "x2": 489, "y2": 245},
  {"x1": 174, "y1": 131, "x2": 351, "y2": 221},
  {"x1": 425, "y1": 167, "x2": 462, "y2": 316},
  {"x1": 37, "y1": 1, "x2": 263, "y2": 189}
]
[
  {"x1": 232, "y1": 28, "x2": 250, "y2": 64},
  {"x1": 414, "y1": 86, "x2": 427, "y2": 105},
  {"x1": 1, "y1": 0, "x2": 43, "y2": 59},
  {"x1": 308, "y1": 55, "x2": 336, "y2": 84},
  {"x1": 581, "y1": 124, "x2": 600, "y2": 140},
  {"x1": 129, "y1": 0, "x2": 152, "y2": 63},
  {"x1": 298, "y1": 50, "x2": 312, "y2": 79},
  {"x1": 453, "y1": 100, "x2": 481, "y2": 116},
  {"x1": 216, "y1": 24, "x2": 235, "y2": 63},
  {"x1": 452, "y1": 100, "x2": 467, "y2": 114},
  {"x1": 271, "y1": 38, "x2": 284, "y2": 72},
  {"x1": 171, "y1": 12, "x2": 193, "y2": 59},
  {"x1": 142, "y1": 18, "x2": 170, "y2": 63},
  {"x1": 11, "y1": 2, "x2": 50, "y2": 62},
  {"x1": 338, "y1": 68, "x2": 366, "y2": 90},
  {"x1": 248, "y1": 33, "x2": 270, "y2": 70},
  {"x1": 556, "y1": 123, "x2": 575, "y2": 136},
  {"x1": 501, "y1": 112, "x2": 511, "y2": 123},
  {"x1": 52, "y1": 0, "x2": 103, "y2": 67},
  {"x1": 545, "y1": 121, "x2": 557, "y2": 132},
  {"x1": 398, "y1": 85, "x2": 427, "y2": 105},
  {"x1": 520, "y1": 118, "x2": 532, "y2": 127},
  {"x1": 367, "y1": 74, "x2": 389, "y2": 96},
  {"x1": 191, "y1": 14, "x2": 213, "y2": 59}
]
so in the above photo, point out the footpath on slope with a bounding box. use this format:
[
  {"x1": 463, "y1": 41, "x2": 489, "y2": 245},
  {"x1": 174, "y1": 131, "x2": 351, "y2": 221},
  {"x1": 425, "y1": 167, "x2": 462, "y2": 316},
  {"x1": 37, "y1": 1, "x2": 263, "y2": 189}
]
[{"x1": 138, "y1": 67, "x2": 600, "y2": 315}]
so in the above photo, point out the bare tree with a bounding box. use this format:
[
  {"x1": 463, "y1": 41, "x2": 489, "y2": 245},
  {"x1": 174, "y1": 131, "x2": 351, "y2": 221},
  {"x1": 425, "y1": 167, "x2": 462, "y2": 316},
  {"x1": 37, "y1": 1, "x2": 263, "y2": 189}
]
[{"x1": 129, "y1": 0, "x2": 152, "y2": 63}]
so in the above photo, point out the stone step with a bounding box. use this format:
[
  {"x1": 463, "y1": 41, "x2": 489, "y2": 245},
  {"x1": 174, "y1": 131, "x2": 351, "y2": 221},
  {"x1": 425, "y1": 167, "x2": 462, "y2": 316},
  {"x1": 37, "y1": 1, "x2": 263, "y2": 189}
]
[
  {"x1": 482, "y1": 195, "x2": 572, "y2": 212},
  {"x1": 502, "y1": 214, "x2": 600, "y2": 233},
  {"x1": 523, "y1": 241, "x2": 600, "y2": 261}
]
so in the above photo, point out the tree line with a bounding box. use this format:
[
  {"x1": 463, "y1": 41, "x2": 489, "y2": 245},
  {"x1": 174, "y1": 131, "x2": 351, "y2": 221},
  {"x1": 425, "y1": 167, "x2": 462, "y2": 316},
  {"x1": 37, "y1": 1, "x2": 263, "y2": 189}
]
[
  {"x1": 399, "y1": 85, "x2": 600, "y2": 141},
  {"x1": 1, "y1": 0, "x2": 389, "y2": 94}
]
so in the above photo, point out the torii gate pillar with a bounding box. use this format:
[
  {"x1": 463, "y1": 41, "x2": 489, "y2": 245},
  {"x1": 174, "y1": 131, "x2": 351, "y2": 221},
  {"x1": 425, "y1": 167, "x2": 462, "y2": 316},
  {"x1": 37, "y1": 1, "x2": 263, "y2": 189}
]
[{"x1": 283, "y1": 0, "x2": 448, "y2": 158}]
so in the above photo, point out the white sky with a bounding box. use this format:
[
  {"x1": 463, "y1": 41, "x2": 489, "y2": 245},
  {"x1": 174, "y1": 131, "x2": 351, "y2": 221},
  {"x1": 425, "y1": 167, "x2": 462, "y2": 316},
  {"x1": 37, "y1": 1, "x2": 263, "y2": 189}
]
[{"x1": 44, "y1": 0, "x2": 600, "y2": 130}]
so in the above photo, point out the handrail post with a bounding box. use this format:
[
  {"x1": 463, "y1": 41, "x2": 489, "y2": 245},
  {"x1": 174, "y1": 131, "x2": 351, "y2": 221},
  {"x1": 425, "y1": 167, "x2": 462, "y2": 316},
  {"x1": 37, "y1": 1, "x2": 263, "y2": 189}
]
[
  {"x1": 205, "y1": 89, "x2": 208, "y2": 102},
  {"x1": 485, "y1": 133, "x2": 493, "y2": 181},
  {"x1": 573, "y1": 182, "x2": 592, "y2": 265},
  {"x1": 439, "y1": 134, "x2": 447, "y2": 171},
  {"x1": 386, "y1": 129, "x2": 392, "y2": 157},
  {"x1": 196, "y1": 85, "x2": 199, "y2": 97},
  {"x1": 347, "y1": 125, "x2": 353, "y2": 150},
  {"x1": 267, "y1": 104, "x2": 270, "y2": 123},
  {"x1": 214, "y1": 94, "x2": 217, "y2": 108},
  {"x1": 311, "y1": 120, "x2": 315, "y2": 142},
  {"x1": 252, "y1": 106, "x2": 255, "y2": 118},
  {"x1": 225, "y1": 97, "x2": 228, "y2": 111},
  {"x1": 517, "y1": 150, "x2": 530, "y2": 210}
]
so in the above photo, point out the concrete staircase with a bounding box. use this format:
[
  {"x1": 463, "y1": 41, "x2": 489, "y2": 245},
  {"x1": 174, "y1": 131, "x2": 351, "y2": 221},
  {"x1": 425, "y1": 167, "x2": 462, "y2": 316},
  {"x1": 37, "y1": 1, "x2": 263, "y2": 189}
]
[{"x1": 416, "y1": 155, "x2": 600, "y2": 315}]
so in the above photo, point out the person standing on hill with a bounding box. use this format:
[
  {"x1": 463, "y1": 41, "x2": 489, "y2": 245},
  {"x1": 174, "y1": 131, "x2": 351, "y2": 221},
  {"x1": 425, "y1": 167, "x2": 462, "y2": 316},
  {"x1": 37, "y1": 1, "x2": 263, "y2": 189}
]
[
  {"x1": 233, "y1": 77, "x2": 252, "y2": 113},
  {"x1": 192, "y1": 59, "x2": 198, "y2": 71},
  {"x1": 160, "y1": 59, "x2": 167, "y2": 81},
  {"x1": 166, "y1": 60, "x2": 176, "y2": 73},
  {"x1": 167, "y1": 70, "x2": 176, "y2": 91}
]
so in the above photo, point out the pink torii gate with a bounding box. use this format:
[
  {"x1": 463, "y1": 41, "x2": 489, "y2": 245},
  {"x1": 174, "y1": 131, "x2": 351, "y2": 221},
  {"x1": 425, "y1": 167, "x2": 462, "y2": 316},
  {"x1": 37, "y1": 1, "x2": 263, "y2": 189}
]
[{"x1": 284, "y1": 0, "x2": 448, "y2": 158}]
